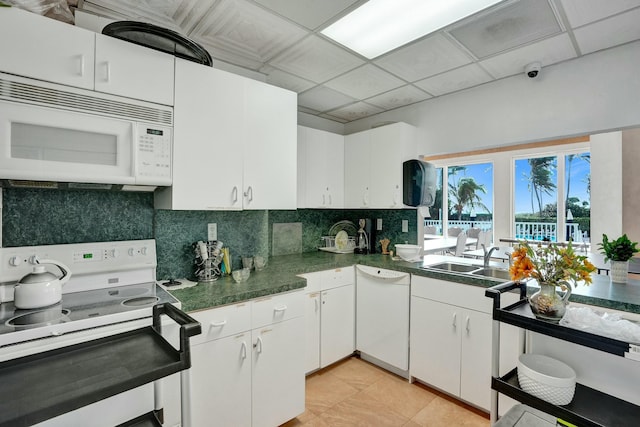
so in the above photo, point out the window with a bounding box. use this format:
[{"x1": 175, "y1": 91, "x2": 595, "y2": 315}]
[{"x1": 513, "y1": 152, "x2": 590, "y2": 242}]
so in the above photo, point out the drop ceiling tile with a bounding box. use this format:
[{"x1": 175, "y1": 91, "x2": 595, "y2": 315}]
[
  {"x1": 560, "y1": 0, "x2": 640, "y2": 28},
  {"x1": 298, "y1": 85, "x2": 356, "y2": 112},
  {"x1": 188, "y1": 0, "x2": 308, "y2": 70},
  {"x1": 414, "y1": 64, "x2": 493, "y2": 96},
  {"x1": 319, "y1": 113, "x2": 349, "y2": 123},
  {"x1": 325, "y1": 102, "x2": 384, "y2": 122},
  {"x1": 269, "y1": 35, "x2": 365, "y2": 83},
  {"x1": 253, "y1": 0, "x2": 361, "y2": 30},
  {"x1": 480, "y1": 33, "x2": 577, "y2": 79},
  {"x1": 448, "y1": 0, "x2": 562, "y2": 59},
  {"x1": 82, "y1": 0, "x2": 193, "y2": 32},
  {"x1": 365, "y1": 85, "x2": 432, "y2": 110},
  {"x1": 572, "y1": 7, "x2": 640, "y2": 54},
  {"x1": 324, "y1": 64, "x2": 405, "y2": 100},
  {"x1": 374, "y1": 33, "x2": 472, "y2": 82},
  {"x1": 261, "y1": 65, "x2": 316, "y2": 92},
  {"x1": 299, "y1": 106, "x2": 321, "y2": 115}
]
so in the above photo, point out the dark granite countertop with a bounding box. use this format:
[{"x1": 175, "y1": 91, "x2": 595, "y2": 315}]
[{"x1": 168, "y1": 252, "x2": 640, "y2": 315}]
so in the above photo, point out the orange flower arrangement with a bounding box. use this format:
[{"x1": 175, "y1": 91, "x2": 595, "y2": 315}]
[{"x1": 510, "y1": 241, "x2": 596, "y2": 291}]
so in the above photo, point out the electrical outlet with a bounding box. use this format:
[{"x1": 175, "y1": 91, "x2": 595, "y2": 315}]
[
  {"x1": 376, "y1": 218, "x2": 383, "y2": 230},
  {"x1": 402, "y1": 220, "x2": 408, "y2": 233},
  {"x1": 208, "y1": 223, "x2": 218, "y2": 241}
]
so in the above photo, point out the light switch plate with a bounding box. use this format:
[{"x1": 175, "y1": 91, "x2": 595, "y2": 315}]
[
  {"x1": 377, "y1": 218, "x2": 383, "y2": 230},
  {"x1": 402, "y1": 220, "x2": 408, "y2": 233},
  {"x1": 208, "y1": 223, "x2": 218, "y2": 241}
]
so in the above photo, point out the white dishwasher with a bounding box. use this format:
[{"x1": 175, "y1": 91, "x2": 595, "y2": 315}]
[{"x1": 356, "y1": 265, "x2": 411, "y2": 378}]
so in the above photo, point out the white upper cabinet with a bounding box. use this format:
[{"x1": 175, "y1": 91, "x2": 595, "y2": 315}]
[
  {"x1": 243, "y1": 79, "x2": 297, "y2": 210},
  {"x1": 156, "y1": 59, "x2": 244, "y2": 210},
  {"x1": 0, "y1": 8, "x2": 174, "y2": 106},
  {"x1": 94, "y1": 34, "x2": 174, "y2": 105},
  {"x1": 0, "y1": 7, "x2": 95, "y2": 90},
  {"x1": 345, "y1": 122, "x2": 417, "y2": 209},
  {"x1": 156, "y1": 59, "x2": 297, "y2": 210},
  {"x1": 297, "y1": 126, "x2": 344, "y2": 209},
  {"x1": 344, "y1": 130, "x2": 371, "y2": 208}
]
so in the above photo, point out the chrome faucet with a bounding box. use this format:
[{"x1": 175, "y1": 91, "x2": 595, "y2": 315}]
[{"x1": 482, "y1": 244, "x2": 498, "y2": 268}]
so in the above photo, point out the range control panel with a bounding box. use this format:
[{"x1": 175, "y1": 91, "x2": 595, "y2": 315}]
[{"x1": 0, "y1": 239, "x2": 156, "y2": 284}]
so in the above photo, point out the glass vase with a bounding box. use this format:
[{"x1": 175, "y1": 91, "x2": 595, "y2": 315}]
[{"x1": 528, "y1": 282, "x2": 571, "y2": 322}]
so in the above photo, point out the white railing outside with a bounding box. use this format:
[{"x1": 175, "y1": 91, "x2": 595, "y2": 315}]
[{"x1": 425, "y1": 220, "x2": 583, "y2": 242}]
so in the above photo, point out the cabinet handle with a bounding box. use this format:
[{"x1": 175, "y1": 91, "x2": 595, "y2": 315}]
[
  {"x1": 77, "y1": 55, "x2": 85, "y2": 77},
  {"x1": 241, "y1": 341, "x2": 247, "y2": 360},
  {"x1": 210, "y1": 320, "x2": 226, "y2": 328},
  {"x1": 103, "y1": 61, "x2": 111, "y2": 82},
  {"x1": 363, "y1": 188, "x2": 369, "y2": 206},
  {"x1": 254, "y1": 336, "x2": 263, "y2": 354},
  {"x1": 465, "y1": 316, "x2": 470, "y2": 333},
  {"x1": 328, "y1": 194, "x2": 332, "y2": 205},
  {"x1": 452, "y1": 312, "x2": 457, "y2": 328},
  {"x1": 274, "y1": 305, "x2": 287, "y2": 312},
  {"x1": 232, "y1": 186, "x2": 238, "y2": 203},
  {"x1": 314, "y1": 297, "x2": 319, "y2": 312},
  {"x1": 244, "y1": 186, "x2": 253, "y2": 202},
  {"x1": 322, "y1": 194, "x2": 326, "y2": 205}
]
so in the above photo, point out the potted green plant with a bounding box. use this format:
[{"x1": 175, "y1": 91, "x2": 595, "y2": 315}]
[{"x1": 598, "y1": 234, "x2": 639, "y2": 283}]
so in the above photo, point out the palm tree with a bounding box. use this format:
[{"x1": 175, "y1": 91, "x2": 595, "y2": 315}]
[
  {"x1": 448, "y1": 177, "x2": 489, "y2": 220},
  {"x1": 527, "y1": 157, "x2": 556, "y2": 215},
  {"x1": 565, "y1": 153, "x2": 590, "y2": 209}
]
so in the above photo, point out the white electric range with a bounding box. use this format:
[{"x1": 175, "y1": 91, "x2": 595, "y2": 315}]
[{"x1": 0, "y1": 239, "x2": 183, "y2": 427}]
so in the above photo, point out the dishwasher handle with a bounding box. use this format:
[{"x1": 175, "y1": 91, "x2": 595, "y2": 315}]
[{"x1": 356, "y1": 266, "x2": 409, "y2": 282}]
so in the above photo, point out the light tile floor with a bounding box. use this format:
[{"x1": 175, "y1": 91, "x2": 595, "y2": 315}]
[{"x1": 282, "y1": 356, "x2": 490, "y2": 427}]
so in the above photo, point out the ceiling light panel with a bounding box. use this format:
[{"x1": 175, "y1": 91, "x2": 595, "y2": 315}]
[
  {"x1": 321, "y1": 0, "x2": 504, "y2": 59},
  {"x1": 449, "y1": 0, "x2": 562, "y2": 59}
]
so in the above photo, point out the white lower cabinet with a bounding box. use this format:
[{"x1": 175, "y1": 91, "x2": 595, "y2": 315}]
[
  {"x1": 188, "y1": 291, "x2": 304, "y2": 427},
  {"x1": 410, "y1": 276, "x2": 519, "y2": 411},
  {"x1": 303, "y1": 268, "x2": 355, "y2": 374}
]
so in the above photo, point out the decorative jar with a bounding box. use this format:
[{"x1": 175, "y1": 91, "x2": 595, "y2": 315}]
[{"x1": 528, "y1": 282, "x2": 571, "y2": 322}]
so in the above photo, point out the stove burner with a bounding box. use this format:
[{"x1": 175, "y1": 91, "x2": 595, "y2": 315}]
[
  {"x1": 121, "y1": 296, "x2": 160, "y2": 307},
  {"x1": 6, "y1": 308, "x2": 71, "y2": 329}
]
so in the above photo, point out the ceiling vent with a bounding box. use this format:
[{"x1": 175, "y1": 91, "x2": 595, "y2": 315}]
[{"x1": 448, "y1": 0, "x2": 562, "y2": 59}]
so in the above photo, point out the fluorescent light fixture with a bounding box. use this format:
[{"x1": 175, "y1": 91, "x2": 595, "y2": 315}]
[{"x1": 322, "y1": 0, "x2": 504, "y2": 59}]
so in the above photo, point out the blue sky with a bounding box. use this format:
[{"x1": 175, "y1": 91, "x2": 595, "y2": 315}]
[{"x1": 445, "y1": 154, "x2": 590, "y2": 215}]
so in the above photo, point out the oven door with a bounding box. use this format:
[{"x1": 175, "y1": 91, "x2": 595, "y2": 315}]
[{"x1": 0, "y1": 101, "x2": 135, "y2": 185}]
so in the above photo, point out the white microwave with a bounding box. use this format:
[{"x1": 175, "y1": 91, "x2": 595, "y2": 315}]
[{"x1": 0, "y1": 73, "x2": 172, "y2": 187}]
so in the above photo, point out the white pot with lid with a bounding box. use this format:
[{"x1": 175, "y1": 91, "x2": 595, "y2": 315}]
[{"x1": 14, "y1": 260, "x2": 72, "y2": 309}]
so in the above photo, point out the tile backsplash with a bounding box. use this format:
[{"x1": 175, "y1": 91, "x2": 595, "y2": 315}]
[{"x1": 2, "y1": 188, "x2": 417, "y2": 280}]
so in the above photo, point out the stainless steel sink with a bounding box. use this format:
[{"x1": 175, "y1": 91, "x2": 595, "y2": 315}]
[
  {"x1": 471, "y1": 267, "x2": 512, "y2": 280},
  {"x1": 425, "y1": 262, "x2": 480, "y2": 273}
]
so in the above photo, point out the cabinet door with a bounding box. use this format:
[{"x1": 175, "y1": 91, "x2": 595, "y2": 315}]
[
  {"x1": 409, "y1": 296, "x2": 461, "y2": 396},
  {"x1": 191, "y1": 333, "x2": 252, "y2": 427},
  {"x1": 305, "y1": 292, "x2": 321, "y2": 374},
  {"x1": 243, "y1": 79, "x2": 297, "y2": 210},
  {"x1": 0, "y1": 7, "x2": 95, "y2": 90},
  {"x1": 344, "y1": 131, "x2": 371, "y2": 208},
  {"x1": 459, "y1": 309, "x2": 492, "y2": 410},
  {"x1": 159, "y1": 59, "x2": 244, "y2": 210},
  {"x1": 94, "y1": 34, "x2": 174, "y2": 105},
  {"x1": 324, "y1": 132, "x2": 345, "y2": 208},
  {"x1": 370, "y1": 123, "x2": 416, "y2": 208},
  {"x1": 320, "y1": 284, "x2": 355, "y2": 367},
  {"x1": 252, "y1": 318, "x2": 305, "y2": 427},
  {"x1": 302, "y1": 127, "x2": 330, "y2": 208}
]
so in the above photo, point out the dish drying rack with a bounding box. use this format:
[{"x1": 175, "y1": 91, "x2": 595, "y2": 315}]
[{"x1": 319, "y1": 220, "x2": 357, "y2": 254}]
